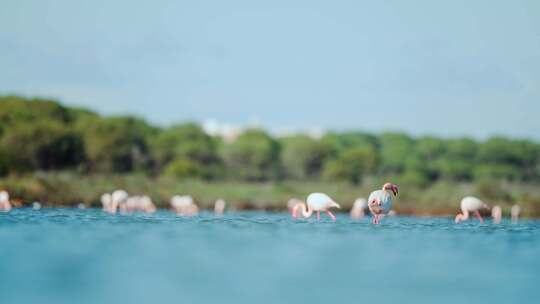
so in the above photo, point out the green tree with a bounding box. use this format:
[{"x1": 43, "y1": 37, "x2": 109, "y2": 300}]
[
  {"x1": 151, "y1": 123, "x2": 223, "y2": 179},
  {"x1": 280, "y1": 135, "x2": 335, "y2": 179},
  {"x1": 75, "y1": 116, "x2": 152, "y2": 173},
  {"x1": 322, "y1": 146, "x2": 379, "y2": 184},
  {"x1": 0, "y1": 97, "x2": 85, "y2": 172},
  {"x1": 223, "y1": 129, "x2": 280, "y2": 181},
  {"x1": 379, "y1": 132, "x2": 414, "y2": 174}
]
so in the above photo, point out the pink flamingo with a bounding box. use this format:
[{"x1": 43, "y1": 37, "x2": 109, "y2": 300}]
[
  {"x1": 491, "y1": 205, "x2": 502, "y2": 224},
  {"x1": 455, "y1": 196, "x2": 489, "y2": 224},
  {"x1": 0, "y1": 190, "x2": 12, "y2": 212},
  {"x1": 367, "y1": 183, "x2": 399, "y2": 224},
  {"x1": 292, "y1": 193, "x2": 340, "y2": 221}
]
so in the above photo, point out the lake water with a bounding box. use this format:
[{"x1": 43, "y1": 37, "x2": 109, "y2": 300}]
[{"x1": 0, "y1": 209, "x2": 538, "y2": 304}]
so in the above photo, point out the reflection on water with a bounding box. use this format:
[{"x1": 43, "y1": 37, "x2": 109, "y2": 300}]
[{"x1": 0, "y1": 209, "x2": 539, "y2": 304}]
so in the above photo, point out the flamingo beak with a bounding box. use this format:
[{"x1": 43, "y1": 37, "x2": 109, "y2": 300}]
[
  {"x1": 393, "y1": 187, "x2": 398, "y2": 196},
  {"x1": 332, "y1": 202, "x2": 341, "y2": 209}
]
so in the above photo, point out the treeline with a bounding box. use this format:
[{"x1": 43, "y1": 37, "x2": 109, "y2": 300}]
[{"x1": 1, "y1": 95, "x2": 540, "y2": 187}]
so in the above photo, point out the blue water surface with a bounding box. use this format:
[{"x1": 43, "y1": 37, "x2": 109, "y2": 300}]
[{"x1": 0, "y1": 208, "x2": 538, "y2": 304}]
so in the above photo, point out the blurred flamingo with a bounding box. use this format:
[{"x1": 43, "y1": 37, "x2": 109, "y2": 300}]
[
  {"x1": 214, "y1": 198, "x2": 226, "y2": 216},
  {"x1": 455, "y1": 196, "x2": 489, "y2": 224},
  {"x1": 350, "y1": 198, "x2": 367, "y2": 219},
  {"x1": 367, "y1": 182, "x2": 398, "y2": 224},
  {"x1": 511, "y1": 204, "x2": 521, "y2": 223},
  {"x1": 112, "y1": 190, "x2": 128, "y2": 214},
  {"x1": 0, "y1": 190, "x2": 12, "y2": 212},
  {"x1": 101, "y1": 193, "x2": 113, "y2": 213},
  {"x1": 171, "y1": 195, "x2": 199, "y2": 216},
  {"x1": 491, "y1": 205, "x2": 502, "y2": 224},
  {"x1": 287, "y1": 198, "x2": 305, "y2": 217},
  {"x1": 292, "y1": 193, "x2": 340, "y2": 221}
]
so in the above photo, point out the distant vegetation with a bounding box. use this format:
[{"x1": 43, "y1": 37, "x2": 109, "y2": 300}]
[{"x1": 1, "y1": 96, "x2": 540, "y2": 216}]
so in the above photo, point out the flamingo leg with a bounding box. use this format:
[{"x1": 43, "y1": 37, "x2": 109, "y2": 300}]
[
  {"x1": 326, "y1": 211, "x2": 336, "y2": 221},
  {"x1": 317, "y1": 211, "x2": 320, "y2": 221},
  {"x1": 474, "y1": 211, "x2": 484, "y2": 224}
]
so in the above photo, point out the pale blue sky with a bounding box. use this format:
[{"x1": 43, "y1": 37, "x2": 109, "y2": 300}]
[{"x1": 1, "y1": 0, "x2": 539, "y2": 138}]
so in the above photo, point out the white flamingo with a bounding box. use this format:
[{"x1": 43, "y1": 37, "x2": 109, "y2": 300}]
[
  {"x1": 214, "y1": 198, "x2": 226, "y2": 216},
  {"x1": 141, "y1": 196, "x2": 157, "y2": 213},
  {"x1": 350, "y1": 197, "x2": 368, "y2": 219},
  {"x1": 171, "y1": 195, "x2": 199, "y2": 216},
  {"x1": 0, "y1": 190, "x2": 12, "y2": 212},
  {"x1": 491, "y1": 205, "x2": 502, "y2": 224},
  {"x1": 287, "y1": 198, "x2": 305, "y2": 218},
  {"x1": 511, "y1": 204, "x2": 521, "y2": 223},
  {"x1": 101, "y1": 193, "x2": 112, "y2": 213},
  {"x1": 292, "y1": 193, "x2": 340, "y2": 221},
  {"x1": 455, "y1": 196, "x2": 489, "y2": 224},
  {"x1": 367, "y1": 182, "x2": 399, "y2": 224},
  {"x1": 111, "y1": 190, "x2": 128, "y2": 214}
]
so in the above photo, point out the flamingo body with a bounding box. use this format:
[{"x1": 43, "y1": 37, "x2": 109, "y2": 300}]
[
  {"x1": 306, "y1": 193, "x2": 338, "y2": 211},
  {"x1": 455, "y1": 196, "x2": 489, "y2": 224},
  {"x1": 368, "y1": 190, "x2": 393, "y2": 214},
  {"x1": 0, "y1": 190, "x2": 12, "y2": 212},
  {"x1": 292, "y1": 193, "x2": 340, "y2": 221},
  {"x1": 350, "y1": 198, "x2": 367, "y2": 219},
  {"x1": 492, "y1": 205, "x2": 502, "y2": 224},
  {"x1": 367, "y1": 183, "x2": 398, "y2": 224}
]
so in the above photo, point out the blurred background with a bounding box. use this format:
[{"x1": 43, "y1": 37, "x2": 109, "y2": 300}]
[{"x1": 1, "y1": 0, "x2": 540, "y2": 215}]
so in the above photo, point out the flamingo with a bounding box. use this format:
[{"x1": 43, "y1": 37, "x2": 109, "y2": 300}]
[
  {"x1": 491, "y1": 205, "x2": 502, "y2": 224},
  {"x1": 287, "y1": 198, "x2": 305, "y2": 218},
  {"x1": 350, "y1": 198, "x2": 368, "y2": 219},
  {"x1": 367, "y1": 182, "x2": 399, "y2": 224},
  {"x1": 455, "y1": 196, "x2": 489, "y2": 224},
  {"x1": 101, "y1": 193, "x2": 113, "y2": 213},
  {"x1": 32, "y1": 202, "x2": 42, "y2": 210},
  {"x1": 292, "y1": 193, "x2": 340, "y2": 221},
  {"x1": 511, "y1": 204, "x2": 521, "y2": 223},
  {"x1": 0, "y1": 190, "x2": 12, "y2": 212},
  {"x1": 171, "y1": 195, "x2": 199, "y2": 216},
  {"x1": 111, "y1": 190, "x2": 128, "y2": 214},
  {"x1": 140, "y1": 196, "x2": 157, "y2": 213},
  {"x1": 214, "y1": 198, "x2": 226, "y2": 216}
]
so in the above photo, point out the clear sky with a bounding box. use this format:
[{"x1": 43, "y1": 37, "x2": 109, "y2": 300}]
[{"x1": 1, "y1": 0, "x2": 539, "y2": 139}]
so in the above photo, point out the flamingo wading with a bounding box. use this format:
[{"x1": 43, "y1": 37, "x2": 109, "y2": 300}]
[
  {"x1": 455, "y1": 196, "x2": 489, "y2": 224},
  {"x1": 367, "y1": 183, "x2": 399, "y2": 224},
  {"x1": 292, "y1": 193, "x2": 340, "y2": 221}
]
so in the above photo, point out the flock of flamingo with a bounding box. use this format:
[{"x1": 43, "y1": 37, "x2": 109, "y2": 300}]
[{"x1": 0, "y1": 182, "x2": 522, "y2": 224}]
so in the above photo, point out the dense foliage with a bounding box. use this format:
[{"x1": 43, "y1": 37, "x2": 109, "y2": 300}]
[{"x1": 1, "y1": 96, "x2": 540, "y2": 187}]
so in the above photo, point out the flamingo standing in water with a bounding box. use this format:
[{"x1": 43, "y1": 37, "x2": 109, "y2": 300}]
[
  {"x1": 511, "y1": 204, "x2": 521, "y2": 223},
  {"x1": 0, "y1": 190, "x2": 12, "y2": 212},
  {"x1": 455, "y1": 196, "x2": 489, "y2": 224},
  {"x1": 101, "y1": 193, "x2": 113, "y2": 213},
  {"x1": 171, "y1": 195, "x2": 199, "y2": 216},
  {"x1": 112, "y1": 190, "x2": 129, "y2": 214},
  {"x1": 214, "y1": 198, "x2": 226, "y2": 216},
  {"x1": 367, "y1": 183, "x2": 399, "y2": 224},
  {"x1": 292, "y1": 193, "x2": 340, "y2": 221},
  {"x1": 350, "y1": 198, "x2": 368, "y2": 219},
  {"x1": 491, "y1": 205, "x2": 502, "y2": 224}
]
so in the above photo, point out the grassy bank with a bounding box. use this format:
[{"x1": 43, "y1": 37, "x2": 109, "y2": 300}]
[{"x1": 1, "y1": 172, "x2": 540, "y2": 217}]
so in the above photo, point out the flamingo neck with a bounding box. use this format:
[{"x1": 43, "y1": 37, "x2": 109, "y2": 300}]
[
  {"x1": 455, "y1": 210, "x2": 469, "y2": 223},
  {"x1": 293, "y1": 203, "x2": 313, "y2": 218}
]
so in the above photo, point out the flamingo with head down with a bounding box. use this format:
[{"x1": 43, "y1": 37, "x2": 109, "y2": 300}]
[
  {"x1": 367, "y1": 182, "x2": 398, "y2": 224},
  {"x1": 292, "y1": 193, "x2": 340, "y2": 221},
  {"x1": 455, "y1": 196, "x2": 489, "y2": 224}
]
